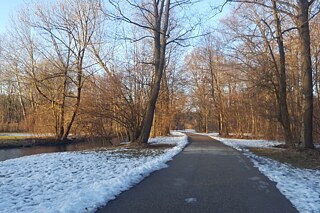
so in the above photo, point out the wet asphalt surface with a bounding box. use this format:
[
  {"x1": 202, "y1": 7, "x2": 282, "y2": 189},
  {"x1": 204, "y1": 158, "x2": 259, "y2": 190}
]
[{"x1": 96, "y1": 134, "x2": 298, "y2": 213}]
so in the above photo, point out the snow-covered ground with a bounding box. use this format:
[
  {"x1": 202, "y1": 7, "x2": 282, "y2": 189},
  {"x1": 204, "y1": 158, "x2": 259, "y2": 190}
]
[
  {"x1": 0, "y1": 133, "x2": 35, "y2": 137},
  {"x1": 208, "y1": 133, "x2": 320, "y2": 213},
  {"x1": 0, "y1": 131, "x2": 188, "y2": 213},
  {"x1": 0, "y1": 132, "x2": 54, "y2": 138}
]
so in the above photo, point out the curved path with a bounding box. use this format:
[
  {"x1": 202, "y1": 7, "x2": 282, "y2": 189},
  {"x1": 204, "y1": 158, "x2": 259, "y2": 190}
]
[{"x1": 96, "y1": 134, "x2": 297, "y2": 213}]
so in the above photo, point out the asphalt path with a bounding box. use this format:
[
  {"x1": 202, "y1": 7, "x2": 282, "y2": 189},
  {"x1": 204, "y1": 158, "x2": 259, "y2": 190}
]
[{"x1": 96, "y1": 133, "x2": 298, "y2": 213}]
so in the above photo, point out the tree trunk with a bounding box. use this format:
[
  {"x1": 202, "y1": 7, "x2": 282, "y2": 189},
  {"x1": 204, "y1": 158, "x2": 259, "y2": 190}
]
[
  {"x1": 63, "y1": 64, "x2": 83, "y2": 140},
  {"x1": 58, "y1": 69, "x2": 68, "y2": 141},
  {"x1": 272, "y1": 0, "x2": 295, "y2": 147},
  {"x1": 15, "y1": 72, "x2": 27, "y2": 120},
  {"x1": 136, "y1": 0, "x2": 170, "y2": 144},
  {"x1": 297, "y1": 0, "x2": 314, "y2": 149},
  {"x1": 253, "y1": 3, "x2": 294, "y2": 147}
]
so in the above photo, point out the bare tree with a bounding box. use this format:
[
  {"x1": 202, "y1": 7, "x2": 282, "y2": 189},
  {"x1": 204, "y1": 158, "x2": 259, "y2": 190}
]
[
  {"x1": 218, "y1": 4, "x2": 292, "y2": 140},
  {"x1": 227, "y1": 0, "x2": 319, "y2": 148},
  {"x1": 94, "y1": 0, "x2": 199, "y2": 144},
  {"x1": 9, "y1": 0, "x2": 102, "y2": 140},
  {"x1": 247, "y1": 2, "x2": 295, "y2": 146}
]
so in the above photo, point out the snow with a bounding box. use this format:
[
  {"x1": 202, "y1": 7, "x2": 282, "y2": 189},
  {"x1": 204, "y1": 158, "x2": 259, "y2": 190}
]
[
  {"x1": 0, "y1": 133, "x2": 53, "y2": 138},
  {"x1": 180, "y1": 129, "x2": 196, "y2": 133},
  {"x1": 0, "y1": 133, "x2": 35, "y2": 137},
  {"x1": 208, "y1": 133, "x2": 320, "y2": 213},
  {"x1": 0, "y1": 131, "x2": 188, "y2": 213},
  {"x1": 211, "y1": 135, "x2": 284, "y2": 151},
  {"x1": 184, "y1": 197, "x2": 197, "y2": 203}
]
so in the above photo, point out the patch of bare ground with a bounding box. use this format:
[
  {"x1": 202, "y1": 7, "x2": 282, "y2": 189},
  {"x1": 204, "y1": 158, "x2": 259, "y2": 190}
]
[
  {"x1": 97, "y1": 143, "x2": 175, "y2": 158},
  {"x1": 0, "y1": 138, "x2": 63, "y2": 149},
  {"x1": 249, "y1": 147, "x2": 320, "y2": 170},
  {"x1": 0, "y1": 137, "x2": 95, "y2": 149},
  {"x1": 120, "y1": 142, "x2": 175, "y2": 150}
]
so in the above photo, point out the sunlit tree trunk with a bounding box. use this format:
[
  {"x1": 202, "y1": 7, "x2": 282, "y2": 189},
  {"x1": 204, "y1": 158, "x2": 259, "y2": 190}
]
[
  {"x1": 297, "y1": 0, "x2": 314, "y2": 149},
  {"x1": 271, "y1": 0, "x2": 294, "y2": 147},
  {"x1": 136, "y1": 0, "x2": 171, "y2": 144}
]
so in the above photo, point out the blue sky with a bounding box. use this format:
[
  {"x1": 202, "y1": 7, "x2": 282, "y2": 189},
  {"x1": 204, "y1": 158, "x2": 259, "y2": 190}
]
[
  {"x1": 0, "y1": 0, "x2": 26, "y2": 33},
  {"x1": 0, "y1": 0, "x2": 231, "y2": 33}
]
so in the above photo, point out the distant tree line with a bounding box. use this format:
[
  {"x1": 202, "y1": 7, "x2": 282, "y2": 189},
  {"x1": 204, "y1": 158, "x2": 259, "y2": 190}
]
[
  {"x1": 0, "y1": 0, "x2": 319, "y2": 149},
  {"x1": 0, "y1": 0, "x2": 194, "y2": 144},
  {"x1": 187, "y1": 0, "x2": 320, "y2": 149}
]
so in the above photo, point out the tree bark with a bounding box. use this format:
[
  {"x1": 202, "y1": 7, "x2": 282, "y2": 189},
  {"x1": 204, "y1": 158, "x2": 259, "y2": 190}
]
[
  {"x1": 136, "y1": 0, "x2": 170, "y2": 144},
  {"x1": 297, "y1": 0, "x2": 314, "y2": 149},
  {"x1": 271, "y1": 0, "x2": 295, "y2": 147}
]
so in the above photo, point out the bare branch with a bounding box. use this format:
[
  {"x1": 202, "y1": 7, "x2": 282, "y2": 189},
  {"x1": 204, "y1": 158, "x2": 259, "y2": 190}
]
[
  {"x1": 108, "y1": 0, "x2": 155, "y2": 31},
  {"x1": 227, "y1": 0, "x2": 296, "y2": 17}
]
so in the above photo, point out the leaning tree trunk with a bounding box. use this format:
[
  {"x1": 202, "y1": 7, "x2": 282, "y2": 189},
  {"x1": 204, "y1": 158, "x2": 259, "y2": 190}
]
[
  {"x1": 297, "y1": 0, "x2": 314, "y2": 149},
  {"x1": 136, "y1": 0, "x2": 170, "y2": 144},
  {"x1": 57, "y1": 68, "x2": 68, "y2": 141},
  {"x1": 63, "y1": 63, "x2": 83, "y2": 141},
  {"x1": 272, "y1": 0, "x2": 295, "y2": 147},
  {"x1": 136, "y1": 38, "x2": 167, "y2": 144}
]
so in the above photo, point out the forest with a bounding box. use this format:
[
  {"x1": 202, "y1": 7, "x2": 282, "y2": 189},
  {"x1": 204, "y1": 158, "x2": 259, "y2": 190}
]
[{"x1": 0, "y1": 0, "x2": 319, "y2": 149}]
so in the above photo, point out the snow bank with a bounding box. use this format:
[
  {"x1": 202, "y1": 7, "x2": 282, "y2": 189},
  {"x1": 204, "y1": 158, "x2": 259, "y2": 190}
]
[
  {"x1": 209, "y1": 134, "x2": 320, "y2": 213},
  {"x1": 177, "y1": 129, "x2": 196, "y2": 133},
  {"x1": 245, "y1": 152, "x2": 320, "y2": 213},
  {"x1": 0, "y1": 132, "x2": 188, "y2": 213},
  {"x1": 212, "y1": 135, "x2": 283, "y2": 151},
  {"x1": 0, "y1": 133, "x2": 35, "y2": 137}
]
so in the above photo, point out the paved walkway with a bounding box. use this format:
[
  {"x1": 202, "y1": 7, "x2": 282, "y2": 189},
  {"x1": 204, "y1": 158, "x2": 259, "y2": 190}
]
[{"x1": 96, "y1": 134, "x2": 297, "y2": 213}]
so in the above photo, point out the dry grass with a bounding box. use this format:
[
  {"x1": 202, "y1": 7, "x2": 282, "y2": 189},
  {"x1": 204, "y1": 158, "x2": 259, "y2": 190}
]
[
  {"x1": 0, "y1": 137, "x2": 84, "y2": 149},
  {"x1": 120, "y1": 142, "x2": 175, "y2": 150},
  {"x1": 0, "y1": 136, "x2": 32, "y2": 148},
  {"x1": 0, "y1": 141, "x2": 32, "y2": 148},
  {"x1": 0, "y1": 135, "x2": 29, "y2": 141},
  {"x1": 249, "y1": 147, "x2": 320, "y2": 170}
]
